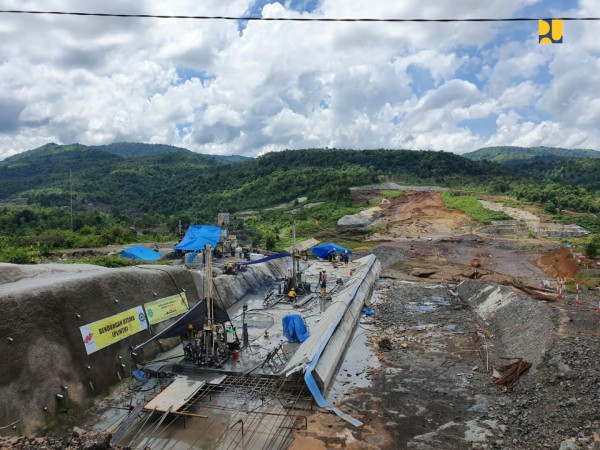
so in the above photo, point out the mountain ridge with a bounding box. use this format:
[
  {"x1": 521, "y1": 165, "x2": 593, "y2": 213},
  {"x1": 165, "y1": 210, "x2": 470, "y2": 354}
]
[{"x1": 463, "y1": 145, "x2": 600, "y2": 162}]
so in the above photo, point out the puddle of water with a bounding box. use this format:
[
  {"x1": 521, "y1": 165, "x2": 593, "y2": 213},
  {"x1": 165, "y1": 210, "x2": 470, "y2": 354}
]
[
  {"x1": 413, "y1": 324, "x2": 437, "y2": 331},
  {"x1": 405, "y1": 303, "x2": 434, "y2": 312},
  {"x1": 427, "y1": 296, "x2": 450, "y2": 306},
  {"x1": 93, "y1": 408, "x2": 128, "y2": 433},
  {"x1": 405, "y1": 295, "x2": 450, "y2": 312},
  {"x1": 328, "y1": 325, "x2": 380, "y2": 404}
]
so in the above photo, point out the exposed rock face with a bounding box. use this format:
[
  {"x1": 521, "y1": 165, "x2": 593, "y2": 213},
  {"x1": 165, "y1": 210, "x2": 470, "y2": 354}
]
[
  {"x1": 337, "y1": 214, "x2": 373, "y2": 228},
  {"x1": 337, "y1": 207, "x2": 381, "y2": 229}
]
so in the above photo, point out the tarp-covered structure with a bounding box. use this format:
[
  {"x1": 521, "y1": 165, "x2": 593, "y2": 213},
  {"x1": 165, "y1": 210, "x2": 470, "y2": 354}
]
[
  {"x1": 174, "y1": 225, "x2": 221, "y2": 251},
  {"x1": 309, "y1": 242, "x2": 352, "y2": 260},
  {"x1": 132, "y1": 299, "x2": 230, "y2": 351},
  {"x1": 282, "y1": 314, "x2": 310, "y2": 343},
  {"x1": 121, "y1": 245, "x2": 162, "y2": 261}
]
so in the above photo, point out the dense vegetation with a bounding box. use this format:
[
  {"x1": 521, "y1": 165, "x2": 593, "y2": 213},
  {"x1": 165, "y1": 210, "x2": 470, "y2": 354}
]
[
  {"x1": 440, "y1": 191, "x2": 512, "y2": 224},
  {"x1": 1, "y1": 143, "x2": 599, "y2": 262},
  {"x1": 463, "y1": 146, "x2": 600, "y2": 163}
]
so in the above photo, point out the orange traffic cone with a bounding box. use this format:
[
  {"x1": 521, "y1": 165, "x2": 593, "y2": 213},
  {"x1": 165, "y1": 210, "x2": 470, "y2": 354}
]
[{"x1": 349, "y1": 270, "x2": 353, "y2": 277}]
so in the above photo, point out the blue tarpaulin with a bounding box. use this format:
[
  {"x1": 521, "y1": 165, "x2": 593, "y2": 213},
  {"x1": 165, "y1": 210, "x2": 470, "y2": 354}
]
[
  {"x1": 121, "y1": 245, "x2": 162, "y2": 261},
  {"x1": 282, "y1": 314, "x2": 310, "y2": 343},
  {"x1": 243, "y1": 253, "x2": 291, "y2": 266},
  {"x1": 174, "y1": 225, "x2": 221, "y2": 251},
  {"x1": 309, "y1": 242, "x2": 352, "y2": 260}
]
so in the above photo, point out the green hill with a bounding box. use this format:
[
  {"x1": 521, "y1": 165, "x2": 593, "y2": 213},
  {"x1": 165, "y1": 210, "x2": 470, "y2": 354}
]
[
  {"x1": 463, "y1": 146, "x2": 600, "y2": 163},
  {"x1": 96, "y1": 142, "x2": 192, "y2": 158},
  {"x1": 1, "y1": 144, "x2": 600, "y2": 253}
]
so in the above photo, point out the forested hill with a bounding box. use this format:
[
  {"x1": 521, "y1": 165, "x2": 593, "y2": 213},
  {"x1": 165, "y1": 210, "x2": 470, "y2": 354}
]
[
  {"x1": 2, "y1": 144, "x2": 600, "y2": 230},
  {"x1": 463, "y1": 146, "x2": 600, "y2": 162},
  {"x1": 1, "y1": 146, "x2": 503, "y2": 220}
]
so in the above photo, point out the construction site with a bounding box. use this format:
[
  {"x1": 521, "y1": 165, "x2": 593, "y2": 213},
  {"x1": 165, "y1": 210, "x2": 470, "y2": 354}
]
[{"x1": 0, "y1": 186, "x2": 599, "y2": 450}]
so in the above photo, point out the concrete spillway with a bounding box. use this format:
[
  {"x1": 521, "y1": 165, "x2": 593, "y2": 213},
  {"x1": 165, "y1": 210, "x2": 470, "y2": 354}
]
[{"x1": 282, "y1": 254, "x2": 381, "y2": 425}]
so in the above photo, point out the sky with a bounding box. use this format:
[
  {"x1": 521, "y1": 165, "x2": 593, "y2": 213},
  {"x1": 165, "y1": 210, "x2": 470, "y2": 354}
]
[{"x1": 0, "y1": 0, "x2": 598, "y2": 160}]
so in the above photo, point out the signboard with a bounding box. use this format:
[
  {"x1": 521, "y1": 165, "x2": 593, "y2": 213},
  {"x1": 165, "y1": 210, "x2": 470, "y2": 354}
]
[
  {"x1": 144, "y1": 293, "x2": 189, "y2": 325},
  {"x1": 80, "y1": 306, "x2": 148, "y2": 355}
]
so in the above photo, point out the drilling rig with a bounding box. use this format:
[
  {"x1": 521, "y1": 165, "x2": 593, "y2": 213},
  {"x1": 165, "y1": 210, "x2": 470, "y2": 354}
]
[{"x1": 193, "y1": 243, "x2": 230, "y2": 367}]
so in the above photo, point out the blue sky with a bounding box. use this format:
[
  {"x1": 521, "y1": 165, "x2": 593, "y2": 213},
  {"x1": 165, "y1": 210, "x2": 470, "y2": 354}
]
[{"x1": 0, "y1": 0, "x2": 598, "y2": 159}]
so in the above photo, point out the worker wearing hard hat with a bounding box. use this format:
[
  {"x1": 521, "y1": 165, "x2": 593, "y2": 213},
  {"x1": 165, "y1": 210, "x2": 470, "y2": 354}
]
[
  {"x1": 181, "y1": 323, "x2": 197, "y2": 359},
  {"x1": 288, "y1": 288, "x2": 297, "y2": 302}
]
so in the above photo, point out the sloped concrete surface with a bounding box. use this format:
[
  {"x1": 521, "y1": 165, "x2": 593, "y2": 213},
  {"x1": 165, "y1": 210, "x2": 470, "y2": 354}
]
[{"x1": 0, "y1": 258, "x2": 291, "y2": 435}]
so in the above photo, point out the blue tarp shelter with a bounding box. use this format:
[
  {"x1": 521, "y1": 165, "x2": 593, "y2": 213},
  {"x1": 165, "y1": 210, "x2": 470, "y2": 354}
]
[
  {"x1": 121, "y1": 245, "x2": 162, "y2": 261},
  {"x1": 282, "y1": 314, "x2": 310, "y2": 343},
  {"x1": 309, "y1": 242, "x2": 352, "y2": 260},
  {"x1": 174, "y1": 225, "x2": 221, "y2": 251}
]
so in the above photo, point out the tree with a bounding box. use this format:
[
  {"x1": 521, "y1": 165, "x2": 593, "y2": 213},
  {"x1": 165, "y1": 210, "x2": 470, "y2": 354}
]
[
  {"x1": 265, "y1": 232, "x2": 276, "y2": 251},
  {"x1": 585, "y1": 240, "x2": 598, "y2": 259}
]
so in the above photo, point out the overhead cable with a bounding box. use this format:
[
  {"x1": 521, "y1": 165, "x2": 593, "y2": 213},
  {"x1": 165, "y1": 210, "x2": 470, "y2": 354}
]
[{"x1": 0, "y1": 10, "x2": 598, "y2": 22}]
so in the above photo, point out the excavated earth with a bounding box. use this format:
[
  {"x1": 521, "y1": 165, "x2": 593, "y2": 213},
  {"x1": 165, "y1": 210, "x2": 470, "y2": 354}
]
[{"x1": 291, "y1": 189, "x2": 599, "y2": 450}]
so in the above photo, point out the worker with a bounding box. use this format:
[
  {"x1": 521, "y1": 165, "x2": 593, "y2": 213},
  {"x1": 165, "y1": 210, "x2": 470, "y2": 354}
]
[
  {"x1": 181, "y1": 324, "x2": 197, "y2": 360},
  {"x1": 288, "y1": 287, "x2": 296, "y2": 302},
  {"x1": 225, "y1": 261, "x2": 236, "y2": 275},
  {"x1": 320, "y1": 271, "x2": 328, "y2": 295},
  {"x1": 183, "y1": 324, "x2": 196, "y2": 343}
]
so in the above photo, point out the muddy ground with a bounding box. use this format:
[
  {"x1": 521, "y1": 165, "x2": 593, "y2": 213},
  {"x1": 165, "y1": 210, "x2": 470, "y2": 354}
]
[{"x1": 293, "y1": 241, "x2": 599, "y2": 450}]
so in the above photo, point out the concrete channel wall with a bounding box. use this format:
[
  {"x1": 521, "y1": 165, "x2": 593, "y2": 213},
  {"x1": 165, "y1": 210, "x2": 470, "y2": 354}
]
[
  {"x1": 282, "y1": 254, "x2": 381, "y2": 392},
  {"x1": 0, "y1": 258, "x2": 291, "y2": 436}
]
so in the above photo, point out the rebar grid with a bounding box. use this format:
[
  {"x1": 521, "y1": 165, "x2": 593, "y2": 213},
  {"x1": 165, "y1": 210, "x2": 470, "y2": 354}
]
[{"x1": 125, "y1": 374, "x2": 313, "y2": 450}]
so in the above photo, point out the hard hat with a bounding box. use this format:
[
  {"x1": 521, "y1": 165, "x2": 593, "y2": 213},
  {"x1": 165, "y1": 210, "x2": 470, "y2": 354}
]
[
  {"x1": 187, "y1": 324, "x2": 193, "y2": 329},
  {"x1": 290, "y1": 287, "x2": 295, "y2": 291}
]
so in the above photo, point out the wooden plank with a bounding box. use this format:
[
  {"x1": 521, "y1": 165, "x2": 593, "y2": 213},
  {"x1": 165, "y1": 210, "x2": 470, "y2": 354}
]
[{"x1": 143, "y1": 377, "x2": 205, "y2": 413}]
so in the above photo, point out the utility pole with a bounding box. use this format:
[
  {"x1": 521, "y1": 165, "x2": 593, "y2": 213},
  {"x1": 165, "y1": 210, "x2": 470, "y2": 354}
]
[
  {"x1": 69, "y1": 169, "x2": 73, "y2": 232},
  {"x1": 291, "y1": 221, "x2": 297, "y2": 289}
]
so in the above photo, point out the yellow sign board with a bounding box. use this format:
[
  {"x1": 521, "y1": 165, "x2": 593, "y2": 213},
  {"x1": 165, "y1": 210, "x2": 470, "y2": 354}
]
[
  {"x1": 80, "y1": 306, "x2": 148, "y2": 355},
  {"x1": 144, "y1": 293, "x2": 189, "y2": 325}
]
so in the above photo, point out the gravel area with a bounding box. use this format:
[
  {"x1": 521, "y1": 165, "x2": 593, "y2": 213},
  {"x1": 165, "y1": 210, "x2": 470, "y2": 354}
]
[{"x1": 345, "y1": 275, "x2": 600, "y2": 450}]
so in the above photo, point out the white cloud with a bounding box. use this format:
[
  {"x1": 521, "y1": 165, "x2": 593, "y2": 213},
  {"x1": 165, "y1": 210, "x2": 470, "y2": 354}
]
[{"x1": 0, "y1": 0, "x2": 598, "y2": 160}]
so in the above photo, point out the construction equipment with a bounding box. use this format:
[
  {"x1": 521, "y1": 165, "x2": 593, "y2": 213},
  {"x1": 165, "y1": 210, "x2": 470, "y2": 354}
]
[{"x1": 188, "y1": 244, "x2": 231, "y2": 367}]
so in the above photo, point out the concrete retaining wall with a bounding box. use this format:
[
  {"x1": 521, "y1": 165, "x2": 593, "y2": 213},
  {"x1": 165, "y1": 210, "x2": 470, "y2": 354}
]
[
  {"x1": 0, "y1": 258, "x2": 291, "y2": 435},
  {"x1": 282, "y1": 254, "x2": 380, "y2": 392},
  {"x1": 314, "y1": 255, "x2": 380, "y2": 390}
]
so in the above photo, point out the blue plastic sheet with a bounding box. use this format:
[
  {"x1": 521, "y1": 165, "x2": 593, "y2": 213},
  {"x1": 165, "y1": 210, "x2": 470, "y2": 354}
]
[
  {"x1": 282, "y1": 314, "x2": 310, "y2": 343},
  {"x1": 309, "y1": 243, "x2": 352, "y2": 260},
  {"x1": 363, "y1": 308, "x2": 376, "y2": 316},
  {"x1": 121, "y1": 245, "x2": 162, "y2": 261},
  {"x1": 174, "y1": 225, "x2": 221, "y2": 251},
  {"x1": 132, "y1": 370, "x2": 149, "y2": 382},
  {"x1": 243, "y1": 253, "x2": 291, "y2": 265}
]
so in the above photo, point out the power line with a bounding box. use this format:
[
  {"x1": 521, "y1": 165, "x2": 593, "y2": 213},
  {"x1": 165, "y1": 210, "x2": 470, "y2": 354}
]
[{"x1": 0, "y1": 10, "x2": 598, "y2": 23}]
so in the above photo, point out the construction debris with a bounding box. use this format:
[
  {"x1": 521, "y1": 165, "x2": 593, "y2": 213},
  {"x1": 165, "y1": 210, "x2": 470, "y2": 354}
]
[
  {"x1": 492, "y1": 359, "x2": 532, "y2": 389},
  {"x1": 503, "y1": 280, "x2": 557, "y2": 302}
]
